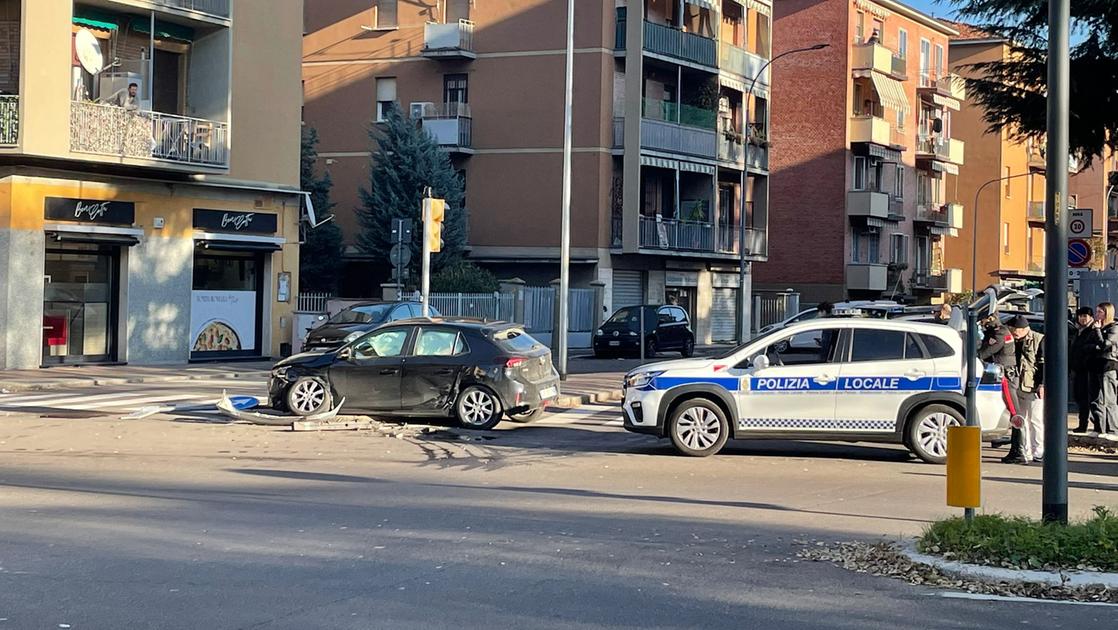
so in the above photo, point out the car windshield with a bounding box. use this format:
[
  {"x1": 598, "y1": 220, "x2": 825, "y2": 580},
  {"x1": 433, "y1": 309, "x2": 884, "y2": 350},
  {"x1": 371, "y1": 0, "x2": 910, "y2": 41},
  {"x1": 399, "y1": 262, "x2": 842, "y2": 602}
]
[
  {"x1": 328, "y1": 304, "x2": 391, "y2": 325},
  {"x1": 712, "y1": 326, "x2": 787, "y2": 359},
  {"x1": 606, "y1": 307, "x2": 655, "y2": 326}
]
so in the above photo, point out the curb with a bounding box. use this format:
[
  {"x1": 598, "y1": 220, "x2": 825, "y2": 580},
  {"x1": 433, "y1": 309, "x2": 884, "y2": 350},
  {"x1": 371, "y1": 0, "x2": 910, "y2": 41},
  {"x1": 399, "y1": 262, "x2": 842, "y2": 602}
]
[
  {"x1": 0, "y1": 370, "x2": 270, "y2": 394},
  {"x1": 551, "y1": 389, "x2": 624, "y2": 409},
  {"x1": 899, "y1": 543, "x2": 1118, "y2": 589}
]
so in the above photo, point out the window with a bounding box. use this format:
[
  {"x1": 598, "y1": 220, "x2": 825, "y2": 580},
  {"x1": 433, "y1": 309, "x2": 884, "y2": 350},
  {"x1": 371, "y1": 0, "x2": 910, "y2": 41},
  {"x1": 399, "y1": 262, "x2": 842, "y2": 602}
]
[
  {"x1": 871, "y1": 18, "x2": 884, "y2": 42},
  {"x1": 1005, "y1": 166, "x2": 1012, "y2": 197},
  {"x1": 853, "y1": 157, "x2": 867, "y2": 190},
  {"x1": 493, "y1": 328, "x2": 544, "y2": 353},
  {"x1": 905, "y1": 334, "x2": 925, "y2": 359},
  {"x1": 920, "y1": 334, "x2": 955, "y2": 359},
  {"x1": 376, "y1": 77, "x2": 397, "y2": 122},
  {"x1": 896, "y1": 107, "x2": 905, "y2": 130},
  {"x1": 446, "y1": 0, "x2": 470, "y2": 22},
  {"x1": 853, "y1": 230, "x2": 880, "y2": 264},
  {"x1": 893, "y1": 165, "x2": 904, "y2": 197},
  {"x1": 376, "y1": 0, "x2": 398, "y2": 28},
  {"x1": 850, "y1": 329, "x2": 906, "y2": 362},
  {"x1": 414, "y1": 329, "x2": 467, "y2": 356},
  {"x1": 919, "y1": 39, "x2": 931, "y2": 85},
  {"x1": 353, "y1": 328, "x2": 409, "y2": 359},
  {"x1": 765, "y1": 328, "x2": 839, "y2": 366},
  {"x1": 1003, "y1": 222, "x2": 1011, "y2": 254},
  {"x1": 444, "y1": 73, "x2": 468, "y2": 108},
  {"x1": 898, "y1": 28, "x2": 908, "y2": 58},
  {"x1": 934, "y1": 44, "x2": 945, "y2": 79},
  {"x1": 389, "y1": 304, "x2": 413, "y2": 320},
  {"x1": 891, "y1": 234, "x2": 908, "y2": 265},
  {"x1": 855, "y1": 11, "x2": 865, "y2": 43}
]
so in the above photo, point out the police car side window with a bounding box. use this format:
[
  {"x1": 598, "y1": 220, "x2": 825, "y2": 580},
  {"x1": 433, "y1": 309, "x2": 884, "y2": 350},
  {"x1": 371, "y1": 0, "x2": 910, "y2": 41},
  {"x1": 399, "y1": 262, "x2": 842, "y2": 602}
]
[
  {"x1": 905, "y1": 334, "x2": 926, "y2": 360},
  {"x1": 850, "y1": 329, "x2": 906, "y2": 362},
  {"x1": 919, "y1": 334, "x2": 954, "y2": 359},
  {"x1": 764, "y1": 328, "x2": 838, "y2": 366}
]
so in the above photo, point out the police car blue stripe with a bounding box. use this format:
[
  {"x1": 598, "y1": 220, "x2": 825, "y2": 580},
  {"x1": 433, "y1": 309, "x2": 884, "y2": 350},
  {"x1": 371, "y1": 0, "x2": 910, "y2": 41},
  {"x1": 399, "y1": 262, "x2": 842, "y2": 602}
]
[{"x1": 654, "y1": 376, "x2": 740, "y2": 391}]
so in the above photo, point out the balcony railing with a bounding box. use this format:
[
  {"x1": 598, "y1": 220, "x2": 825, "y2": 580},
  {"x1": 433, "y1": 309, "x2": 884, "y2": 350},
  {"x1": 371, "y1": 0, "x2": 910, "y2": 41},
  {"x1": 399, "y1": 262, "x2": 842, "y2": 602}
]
[
  {"x1": 639, "y1": 215, "x2": 715, "y2": 251},
  {"x1": 643, "y1": 21, "x2": 717, "y2": 68},
  {"x1": 417, "y1": 103, "x2": 472, "y2": 151},
  {"x1": 848, "y1": 263, "x2": 888, "y2": 292},
  {"x1": 847, "y1": 190, "x2": 890, "y2": 220},
  {"x1": 147, "y1": 0, "x2": 230, "y2": 18},
  {"x1": 70, "y1": 101, "x2": 229, "y2": 168},
  {"x1": 850, "y1": 115, "x2": 904, "y2": 148},
  {"x1": 917, "y1": 134, "x2": 965, "y2": 164},
  {"x1": 918, "y1": 72, "x2": 966, "y2": 101},
  {"x1": 1028, "y1": 201, "x2": 1046, "y2": 222},
  {"x1": 640, "y1": 118, "x2": 716, "y2": 158},
  {"x1": 852, "y1": 42, "x2": 906, "y2": 79},
  {"x1": 423, "y1": 20, "x2": 475, "y2": 58},
  {"x1": 720, "y1": 42, "x2": 769, "y2": 83},
  {"x1": 0, "y1": 95, "x2": 18, "y2": 145},
  {"x1": 913, "y1": 268, "x2": 962, "y2": 293},
  {"x1": 718, "y1": 133, "x2": 744, "y2": 164},
  {"x1": 643, "y1": 98, "x2": 716, "y2": 129},
  {"x1": 915, "y1": 204, "x2": 950, "y2": 225},
  {"x1": 613, "y1": 117, "x2": 624, "y2": 148}
]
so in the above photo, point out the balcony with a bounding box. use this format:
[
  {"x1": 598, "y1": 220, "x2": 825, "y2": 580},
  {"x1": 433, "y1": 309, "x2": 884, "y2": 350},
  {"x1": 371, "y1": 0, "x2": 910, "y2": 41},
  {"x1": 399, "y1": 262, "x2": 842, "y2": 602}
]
[
  {"x1": 850, "y1": 115, "x2": 904, "y2": 148},
  {"x1": 638, "y1": 99, "x2": 716, "y2": 158},
  {"x1": 718, "y1": 132, "x2": 743, "y2": 164},
  {"x1": 717, "y1": 127, "x2": 768, "y2": 171},
  {"x1": 143, "y1": 0, "x2": 230, "y2": 19},
  {"x1": 915, "y1": 204, "x2": 950, "y2": 234},
  {"x1": 847, "y1": 190, "x2": 890, "y2": 220},
  {"x1": 642, "y1": 21, "x2": 717, "y2": 69},
  {"x1": 847, "y1": 263, "x2": 889, "y2": 292},
  {"x1": 639, "y1": 215, "x2": 715, "y2": 251},
  {"x1": 916, "y1": 134, "x2": 965, "y2": 165},
  {"x1": 1028, "y1": 201, "x2": 1046, "y2": 223},
  {"x1": 70, "y1": 102, "x2": 228, "y2": 168},
  {"x1": 720, "y1": 43, "x2": 769, "y2": 83},
  {"x1": 918, "y1": 73, "x2": 966, "y2": 102},
  {"x1": 913, "y1": 268, "x2": 963, "y2": 293},
  {"x1": 946, "y1": 202, "x2": 964, "y2": 230},
  {"x1": 851, "y1": 43, "x2": 906, "y2": 80},
  {"x1": 417, "y1": 104, "x2": 473, "y2": 153},
  {"x1": 1028, "y1": 146, "x2": 1046, "y2": 172},
  {"x1": 0, "y1": 95, "x2": 17, "y2": 146},
  {"x1": 423, "y1": 21, "x2": 476, "y2": 60}
]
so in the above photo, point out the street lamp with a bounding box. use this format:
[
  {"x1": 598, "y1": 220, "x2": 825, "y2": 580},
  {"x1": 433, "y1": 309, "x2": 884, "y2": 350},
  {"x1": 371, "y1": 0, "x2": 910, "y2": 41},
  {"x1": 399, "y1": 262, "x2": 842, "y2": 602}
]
[
  {"x1": 557, "y1": 0, "x2": 574, "y2": 380},
  {"x1": 738, "y1": 43, "x2": 829, "y2": 342}
]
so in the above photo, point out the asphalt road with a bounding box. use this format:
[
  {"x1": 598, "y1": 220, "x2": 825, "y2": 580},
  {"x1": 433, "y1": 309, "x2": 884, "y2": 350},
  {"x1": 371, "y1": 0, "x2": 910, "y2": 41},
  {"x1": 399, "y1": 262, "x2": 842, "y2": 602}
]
[{"x1": 0, "y1": 392, "x2": 1116, "y2": 628}]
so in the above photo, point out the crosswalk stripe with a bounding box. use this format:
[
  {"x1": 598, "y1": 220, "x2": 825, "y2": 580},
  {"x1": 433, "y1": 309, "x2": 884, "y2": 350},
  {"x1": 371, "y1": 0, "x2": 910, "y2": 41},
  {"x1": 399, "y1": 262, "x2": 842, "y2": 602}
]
[{"x1": 0, "y1": 391, "x2": 159, "y2": 407}]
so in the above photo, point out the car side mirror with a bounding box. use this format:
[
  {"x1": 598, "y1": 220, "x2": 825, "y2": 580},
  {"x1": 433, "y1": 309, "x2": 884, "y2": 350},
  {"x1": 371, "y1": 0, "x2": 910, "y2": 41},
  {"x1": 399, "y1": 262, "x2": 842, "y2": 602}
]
[
  {"x1": 752, "y1": 355, "x2": 770, "y2": 370},
  {"x1": 316, "y1": 315, "x2": 326, "y2": 322},
  {"x1": 337, "y1": 346, "x2": 353, "y2": 361}
]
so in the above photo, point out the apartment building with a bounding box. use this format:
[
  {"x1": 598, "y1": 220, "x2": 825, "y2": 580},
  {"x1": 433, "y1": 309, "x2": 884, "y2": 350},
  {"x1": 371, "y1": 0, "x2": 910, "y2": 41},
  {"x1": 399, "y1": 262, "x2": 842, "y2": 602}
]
[
  {"x1": 0, "y1": 0, "x2": 304, "y2": 369},
  {"x1": 302, "y1": 0, "x2": 774, "y2": 343},
  {"x1": 757, "y1": 0, "x2": 964, "y2": 304},
  {"x1": 945, "y1": 22, "x2": 1114, "y2": 290}
]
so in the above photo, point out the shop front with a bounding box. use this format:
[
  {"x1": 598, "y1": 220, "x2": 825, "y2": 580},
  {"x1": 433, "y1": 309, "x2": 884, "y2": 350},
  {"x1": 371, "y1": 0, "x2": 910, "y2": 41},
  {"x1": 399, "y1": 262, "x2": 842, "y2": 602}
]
[
  {"x1": 41, "y1": 197, "x2": 141, "y2": 365},
  {"x1": 190, "y1": 208, "x2": 281, "y2": 360}
]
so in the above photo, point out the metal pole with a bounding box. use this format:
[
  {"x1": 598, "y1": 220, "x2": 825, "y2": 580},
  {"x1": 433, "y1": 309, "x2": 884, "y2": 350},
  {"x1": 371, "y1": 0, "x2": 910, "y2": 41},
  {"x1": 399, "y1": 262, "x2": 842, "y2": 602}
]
[
  {"x1": 421, "y1": 196, "x2": 431, "y2": 317},
  {"x1": 148, "y1": 11, "x2": 155, "y2": 104},
  {"x1": 963, "y1": 307, "x2": 979, "y2": 521},
  {"x1": 557, "y1": 0, "x2": 574, "y2": 380},
  {"x1": 639, "y1": 306, "x2": 645, "y2": 363},
  {"x1": 1043, "y1": 0, "x2": 1070, "y2": 525}
]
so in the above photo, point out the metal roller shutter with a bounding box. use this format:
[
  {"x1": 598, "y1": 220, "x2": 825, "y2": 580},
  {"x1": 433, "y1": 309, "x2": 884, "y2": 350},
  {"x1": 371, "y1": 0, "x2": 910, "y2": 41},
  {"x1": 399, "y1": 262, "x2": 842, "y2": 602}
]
[
  {"x1": 612, "y1": 270, "x2": 644, "y2": 310},
  {"x1": 711, "y1": 287, "x2": 738, "y2": 342}
]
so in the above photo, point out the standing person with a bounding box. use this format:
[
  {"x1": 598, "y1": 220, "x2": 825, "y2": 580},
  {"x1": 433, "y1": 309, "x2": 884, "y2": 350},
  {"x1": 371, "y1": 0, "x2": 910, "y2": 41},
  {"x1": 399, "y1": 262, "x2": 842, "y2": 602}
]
[
  {"x1": 978, "y1": 314, "x2": 1021, "y2": 459},
  {"x1": 933, "y1": 303, "x2": 953, "y2": 324},
  {"x1": 1008, "y1": 315, "x2": 1045, "y2": 463},
  {"x1": 816, "y1": 302, "x2": 834, "y2": 318},
  {"x1": 1090, "y1": 303, "x2": 1118, "y2": 436},
  {"x1": 1070, "y1": 307, "x2": 1102, "y2": 433}
]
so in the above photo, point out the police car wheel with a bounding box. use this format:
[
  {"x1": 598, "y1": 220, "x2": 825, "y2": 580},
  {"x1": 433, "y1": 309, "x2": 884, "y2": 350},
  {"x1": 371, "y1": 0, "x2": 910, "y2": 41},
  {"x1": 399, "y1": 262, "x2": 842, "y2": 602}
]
[
  {"x1": 669, "y1": 399, "x2": 729, "y2": 457},
  {"x1": 907, "y1": 404, "x2": 963, "y2": 464}
]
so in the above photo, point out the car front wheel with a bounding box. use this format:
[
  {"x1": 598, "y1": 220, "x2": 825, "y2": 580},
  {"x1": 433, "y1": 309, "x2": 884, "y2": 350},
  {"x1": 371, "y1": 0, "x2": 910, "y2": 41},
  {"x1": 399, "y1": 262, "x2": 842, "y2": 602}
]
[
  {"x1": 907, "y1": 404, "x2": 963, "y2": 464},
  {"x1": 669, "y1": 398, "x2": 729, "y2": 457},
  {"x1": 286, "y1": 377, "x2": 333, "y2": 417},
  {"x1": 456, "y1": 386, "x2": 503, "y2": 430}
]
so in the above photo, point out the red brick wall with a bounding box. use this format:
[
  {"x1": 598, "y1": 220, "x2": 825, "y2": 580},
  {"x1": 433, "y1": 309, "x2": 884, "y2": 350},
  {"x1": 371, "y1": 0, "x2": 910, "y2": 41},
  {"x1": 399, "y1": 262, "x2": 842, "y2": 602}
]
[{"x1": 755, "y1": 0, "x2": 850, "y2": 290}]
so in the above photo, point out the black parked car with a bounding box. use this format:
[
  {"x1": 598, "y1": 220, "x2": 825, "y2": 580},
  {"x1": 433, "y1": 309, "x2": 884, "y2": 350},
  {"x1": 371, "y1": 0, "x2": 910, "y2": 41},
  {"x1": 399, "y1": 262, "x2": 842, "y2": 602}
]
[
  {"x1": 593, "y1": 305, "x2": 695, "y2": 358},
  {"x1": 271, "y1": 318, "x2": 560, "y2": 430},
  {"x1": 303, "y1": 301, "x2": 441, "y2": 352}
]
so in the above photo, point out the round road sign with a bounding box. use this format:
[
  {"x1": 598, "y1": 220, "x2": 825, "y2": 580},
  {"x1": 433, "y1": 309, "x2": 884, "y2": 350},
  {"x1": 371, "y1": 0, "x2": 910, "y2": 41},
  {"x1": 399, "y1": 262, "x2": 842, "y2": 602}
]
[
  {"x1": 1070, "y1": 218, "x2": 1088, "y2": 235},
  {"x1": 390, "y1": 243, "x2": 412, "y2": 268},
  {"x1": 1068, "y1": 238, "x2": 1091, "y2": 268}
]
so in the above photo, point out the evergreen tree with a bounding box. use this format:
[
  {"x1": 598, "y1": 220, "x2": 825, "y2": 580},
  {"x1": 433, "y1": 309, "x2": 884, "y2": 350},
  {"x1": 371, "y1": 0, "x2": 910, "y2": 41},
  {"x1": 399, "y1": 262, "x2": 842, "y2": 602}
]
[
  {"x1": 356, "y1": 106, "x2": 467, "y2": 273},
  {"x1": 299, "y1": 127, "x2": 344, "y2": 293},
  {"x1": 950, "y1": 1, "x2": 1118, "y2": 162}
]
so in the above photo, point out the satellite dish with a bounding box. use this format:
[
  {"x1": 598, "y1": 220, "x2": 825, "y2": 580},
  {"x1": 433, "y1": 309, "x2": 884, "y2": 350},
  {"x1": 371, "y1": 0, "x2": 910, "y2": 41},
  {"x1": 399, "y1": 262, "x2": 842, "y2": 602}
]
[{"x1": 75, "y1": 28, "x2": 104, "y2": 75}]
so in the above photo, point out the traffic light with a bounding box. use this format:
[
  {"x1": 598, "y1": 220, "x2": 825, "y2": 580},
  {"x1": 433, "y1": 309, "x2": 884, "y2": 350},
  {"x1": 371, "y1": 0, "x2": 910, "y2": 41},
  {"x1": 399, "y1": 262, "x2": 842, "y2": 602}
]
[{"x1": 425, "y1": 197, "x2": 445, "y2": 253}]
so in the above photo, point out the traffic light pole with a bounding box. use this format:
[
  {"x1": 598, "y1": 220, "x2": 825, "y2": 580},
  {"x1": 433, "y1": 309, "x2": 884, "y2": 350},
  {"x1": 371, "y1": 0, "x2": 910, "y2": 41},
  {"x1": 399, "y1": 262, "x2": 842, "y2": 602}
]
[{"x1": 421, "y1": 197, "x2": 431, "y2": 317}]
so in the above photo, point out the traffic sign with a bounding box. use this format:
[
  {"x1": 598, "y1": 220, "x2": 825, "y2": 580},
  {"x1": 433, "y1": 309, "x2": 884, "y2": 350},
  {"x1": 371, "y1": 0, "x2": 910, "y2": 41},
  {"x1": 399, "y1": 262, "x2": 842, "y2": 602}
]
[
  {"x1": 1068, "y1": 238, "x2": 1091, "y2": 268},
  {"x1": 1069, "y1": 209, "x2": 1093, "y2": 238},
  {"x1": 390, "y1": 243, "x2": 411, "y2": 268}
]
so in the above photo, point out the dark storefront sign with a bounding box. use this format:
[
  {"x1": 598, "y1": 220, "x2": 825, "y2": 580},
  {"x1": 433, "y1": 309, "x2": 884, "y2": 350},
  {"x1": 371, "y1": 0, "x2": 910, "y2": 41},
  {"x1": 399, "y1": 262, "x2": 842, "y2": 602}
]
[
  {"x1": 193, "y1": 209, "x2": 278, "y2": 235},
  {"x1": 45, "y1": 197, "x2": 135, "y2": 226}
]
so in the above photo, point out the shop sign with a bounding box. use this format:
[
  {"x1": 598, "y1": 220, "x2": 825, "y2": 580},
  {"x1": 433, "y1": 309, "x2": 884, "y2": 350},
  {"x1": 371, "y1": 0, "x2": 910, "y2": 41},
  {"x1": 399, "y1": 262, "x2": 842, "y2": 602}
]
[
  {"x1": 45, "y1": 197, "x2": 135, "y2": 225},
  {"x1": 665, "y1": 271, "x2": 699, "y2": 287},
  {"x1": 190, "y1": 290, "x2": 257, "y2": 353},
  {"x1": 193, "y1": 209, "x2": 278, "y2": 235}
]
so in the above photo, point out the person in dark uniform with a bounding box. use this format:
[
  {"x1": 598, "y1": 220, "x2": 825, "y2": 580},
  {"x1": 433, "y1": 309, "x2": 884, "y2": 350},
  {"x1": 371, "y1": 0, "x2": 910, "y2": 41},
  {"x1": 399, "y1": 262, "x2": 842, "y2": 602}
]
[
  {"x1": 977, "y1": 314, "x2": 1023, "y2": 462},
  {"x1": 1070, "y1": 307, "x2": 1101, "y2": 433}
]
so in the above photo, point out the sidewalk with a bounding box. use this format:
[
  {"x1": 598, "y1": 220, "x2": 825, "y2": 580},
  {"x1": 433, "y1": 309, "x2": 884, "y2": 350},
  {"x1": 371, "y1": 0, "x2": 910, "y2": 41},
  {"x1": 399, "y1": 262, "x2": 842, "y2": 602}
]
[{"x1": 0, "y1": 362, "x2": 273, "y2": 393}]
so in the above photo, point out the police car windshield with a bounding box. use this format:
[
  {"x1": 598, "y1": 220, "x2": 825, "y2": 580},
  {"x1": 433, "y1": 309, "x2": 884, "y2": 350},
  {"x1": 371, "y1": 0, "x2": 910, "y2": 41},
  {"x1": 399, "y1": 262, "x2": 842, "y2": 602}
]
[{"x1": 712, "y1": 327, "x2": 786, "y2": 359}]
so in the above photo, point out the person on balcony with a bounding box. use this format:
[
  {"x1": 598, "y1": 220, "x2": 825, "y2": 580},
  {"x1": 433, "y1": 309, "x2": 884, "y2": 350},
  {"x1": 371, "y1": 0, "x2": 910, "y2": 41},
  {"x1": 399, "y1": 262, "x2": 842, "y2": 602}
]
[{"x1": 107, "y1": 83, "x2": 139, "y2": 111}]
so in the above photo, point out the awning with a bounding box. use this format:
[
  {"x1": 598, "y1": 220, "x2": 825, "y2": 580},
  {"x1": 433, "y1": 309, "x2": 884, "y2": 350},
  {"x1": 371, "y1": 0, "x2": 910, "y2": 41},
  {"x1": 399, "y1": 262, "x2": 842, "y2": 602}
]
[
  {"x1": 869, "y1": 73, "x2": 910, "y2": 115},
  {"x1": 932, "y1": 93, "x2": 961, "y2": 111},
  {"x1": 864, "y1": 217, "x2": 887, "y2": 229},
  {"x1": 924, "y1": 160, "x2": 960, "y2": 175},
  {"x1": 47, "y1": 231, "x2": 139, "y2": 246},
  {"x1": 131, "y1": 17, "x2": 195, "y2": 42},
  {"x1": 679, "y1": 160, "x2": 716, "y2": 175},
  {"x1": 73, "y1": 7, "x2": 121, "y2": 31},
  {"x1": 854, "y1": 143, "x2": 902, "y2": 162},
  {"x1": 197, "y1": 240, "x2": 281, "y2": 252},
  {"x1": 641, "y1": 155, "x2": 677, "y2": 170},
  {"x1": 686, "y1": 0, "x2": 718, "y2": 10}
]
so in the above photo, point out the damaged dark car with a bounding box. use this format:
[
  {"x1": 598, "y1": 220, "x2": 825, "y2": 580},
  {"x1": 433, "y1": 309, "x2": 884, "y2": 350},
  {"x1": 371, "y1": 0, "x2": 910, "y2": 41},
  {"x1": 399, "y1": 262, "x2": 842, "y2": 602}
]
[{"x1": 270, "y1": 318, "x2": 560, "y2": 430}]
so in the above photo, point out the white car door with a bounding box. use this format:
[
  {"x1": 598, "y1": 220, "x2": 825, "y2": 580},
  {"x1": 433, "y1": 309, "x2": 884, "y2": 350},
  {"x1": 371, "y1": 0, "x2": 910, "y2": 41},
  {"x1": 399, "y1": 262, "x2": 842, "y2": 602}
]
[
  {"x1": 735, "y1": 324, "x2": 842, "y2": 431},
  {"x1": 834, "y1": 326, "x2": 938, "y2": 432}
]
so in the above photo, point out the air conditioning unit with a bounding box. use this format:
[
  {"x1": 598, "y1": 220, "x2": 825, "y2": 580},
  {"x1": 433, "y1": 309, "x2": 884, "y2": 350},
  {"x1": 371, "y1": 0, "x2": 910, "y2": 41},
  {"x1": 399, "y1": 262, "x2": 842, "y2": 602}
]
[{"x1": 410, "y1": 102, "x2": 435, "y2": 119}]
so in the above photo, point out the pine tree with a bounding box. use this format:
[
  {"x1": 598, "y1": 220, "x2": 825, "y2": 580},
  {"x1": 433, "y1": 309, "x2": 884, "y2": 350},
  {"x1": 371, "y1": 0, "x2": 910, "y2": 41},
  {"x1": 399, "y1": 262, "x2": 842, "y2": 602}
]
[
  {"x1": 950, "y1": 0, "x2": 1118, "y2": 162},
  {"x1": 356, "y1": 106, "x2": 467, "y2": 273},
  {"x1": 299, "y1": 127, "x2": 345, "y2": 293}
]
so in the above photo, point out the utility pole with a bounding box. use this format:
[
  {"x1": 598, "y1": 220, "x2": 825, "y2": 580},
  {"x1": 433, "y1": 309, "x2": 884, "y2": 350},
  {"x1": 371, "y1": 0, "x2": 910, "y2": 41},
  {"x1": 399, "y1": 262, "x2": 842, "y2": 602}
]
[
  {"x1": 1043, "y1": 0, "x2": 1070, "y2": 525},
  {"x1": 557, "y1": 0, "x2": 574, "y2": 379}
]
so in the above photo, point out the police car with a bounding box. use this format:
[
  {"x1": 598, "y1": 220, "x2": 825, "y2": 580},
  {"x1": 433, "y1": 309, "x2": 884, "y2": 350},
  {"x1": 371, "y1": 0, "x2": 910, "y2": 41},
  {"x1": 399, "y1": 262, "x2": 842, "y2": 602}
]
[{"x1": 622, "y1": 318, "x2": 1010, "y2": 463}]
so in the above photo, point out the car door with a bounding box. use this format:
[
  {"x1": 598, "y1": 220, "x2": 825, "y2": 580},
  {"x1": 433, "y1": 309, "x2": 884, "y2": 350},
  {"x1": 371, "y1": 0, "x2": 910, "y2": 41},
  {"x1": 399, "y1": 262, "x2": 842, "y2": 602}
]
[
  {"x1": 329, "y1": 326, "x2": 412, "y2": 411},
  {"x1": 834, "y1": 326, "x2": 938, "y2": 432},
  {"x1": 734, "y1": 323, "x2": 842, "y2": 430},
  {"x1": 399, "y1": 327, "x2": 470, "y2": 412},
  {"x1": 655, "y1": 307, "x2": 679, "y2": 350},
  {"x1": 672, "y1": 307, "x2": 692, "y2": 346}
]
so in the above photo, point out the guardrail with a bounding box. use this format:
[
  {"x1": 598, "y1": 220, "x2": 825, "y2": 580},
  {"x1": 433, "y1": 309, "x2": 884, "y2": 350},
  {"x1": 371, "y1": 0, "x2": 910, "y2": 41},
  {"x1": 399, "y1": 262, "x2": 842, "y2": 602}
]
[
  {"x1": 643, "y1": 20, "x2": 716, "y2": 68},
  {"x1": 150, "y1": 0, "x2": 230, "y2": 18}
]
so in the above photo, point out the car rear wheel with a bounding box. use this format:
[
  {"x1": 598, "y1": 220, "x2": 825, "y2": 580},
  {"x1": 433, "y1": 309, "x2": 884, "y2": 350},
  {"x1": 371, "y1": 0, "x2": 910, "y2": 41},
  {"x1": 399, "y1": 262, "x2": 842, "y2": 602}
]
[
  {"x1": 907, "y1": 404, "x2": 963, "y2": 464},
  {"x1": 507, "y1": 407, "x2": 545, "y2": 423},
  {"x1": 681, "y1": 337, "x2": 695, "y2": 358},
  {"x1": 669, "y1": 398, "x2": 729, "y2": 457},
  {"x1": 286, "y1": 377, "x2": 333, "y2": 417},
  {"x1": 456, "y1": 386, "x2": 503, "y2": 430},
  {"x1": 643, "y1": 337, "x2": 657, "y2": 359}
]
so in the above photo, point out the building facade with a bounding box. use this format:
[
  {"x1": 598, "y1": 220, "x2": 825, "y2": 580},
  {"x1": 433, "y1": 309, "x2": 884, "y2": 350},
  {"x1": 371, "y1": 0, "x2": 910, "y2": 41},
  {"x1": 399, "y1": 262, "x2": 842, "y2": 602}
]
[
  {"x1": 945, "y1": 23, "x2": 1115, "y2": 290},
  {"x1": 302, "y1": 0, "x2": 774, "y2": 343},
  {"x1": 758, "y1": 0, "x2": 964, "y2": 304},
  {"x1": 0, "y1": 0, "x2": 304, "y2": 369}
]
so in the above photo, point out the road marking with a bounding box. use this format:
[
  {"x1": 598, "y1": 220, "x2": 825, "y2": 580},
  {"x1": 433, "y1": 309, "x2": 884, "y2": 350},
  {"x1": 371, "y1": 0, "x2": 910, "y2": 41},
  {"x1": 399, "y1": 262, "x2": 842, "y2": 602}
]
[{"x1": 936, "y1": 592, "x2": 1118, "y2": 607}]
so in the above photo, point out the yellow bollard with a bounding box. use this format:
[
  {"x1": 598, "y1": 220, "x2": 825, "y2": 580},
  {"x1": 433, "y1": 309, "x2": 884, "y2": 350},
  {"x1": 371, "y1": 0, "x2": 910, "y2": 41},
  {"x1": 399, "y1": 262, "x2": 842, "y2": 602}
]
[{"x1": 946, "y1": 425, "x2": 981, "y2": 509}]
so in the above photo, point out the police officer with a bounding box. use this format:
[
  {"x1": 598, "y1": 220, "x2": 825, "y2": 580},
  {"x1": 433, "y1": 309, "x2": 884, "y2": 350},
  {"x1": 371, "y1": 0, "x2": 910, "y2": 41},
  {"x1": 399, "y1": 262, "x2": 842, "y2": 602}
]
[{"x1": 977, "y1": 314, "x2": 1024, "y2": 462}]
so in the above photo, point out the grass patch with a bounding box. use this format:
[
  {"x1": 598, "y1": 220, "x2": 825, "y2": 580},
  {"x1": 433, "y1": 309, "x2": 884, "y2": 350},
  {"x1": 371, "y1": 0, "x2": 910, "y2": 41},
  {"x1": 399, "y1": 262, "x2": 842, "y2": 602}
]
[{"x1": 918, "y1": 506, "x2": 1118, "y2": 572}]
